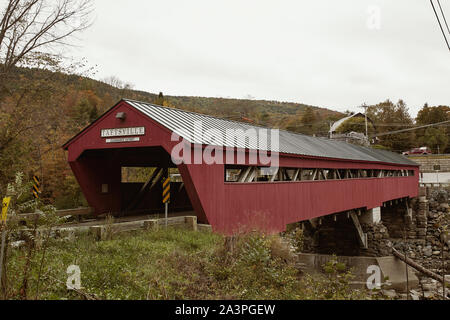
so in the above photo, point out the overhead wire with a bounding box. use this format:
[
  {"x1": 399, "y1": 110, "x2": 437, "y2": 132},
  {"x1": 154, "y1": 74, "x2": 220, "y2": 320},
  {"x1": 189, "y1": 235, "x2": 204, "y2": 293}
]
[
  {"x1": 430, "y1": 0, "x2": 450, "y2": 51},
  {"x1": 437, "y1": 0, "x2": 450, "y2": 34}
]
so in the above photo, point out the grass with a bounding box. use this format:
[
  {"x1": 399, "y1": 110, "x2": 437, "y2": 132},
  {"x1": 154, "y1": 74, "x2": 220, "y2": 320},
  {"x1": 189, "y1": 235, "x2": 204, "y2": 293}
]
[{"x1": 4, "y1": 227, "x2": 369, "y2": 300}]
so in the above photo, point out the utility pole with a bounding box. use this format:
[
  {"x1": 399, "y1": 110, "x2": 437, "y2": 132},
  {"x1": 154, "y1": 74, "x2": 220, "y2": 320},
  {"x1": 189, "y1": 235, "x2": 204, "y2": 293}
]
[
  {"x1": 329, "y1": 121, "x2": 334, "y2": 139},
  {"x1": 359, "y1": 104, "x2": 369, "y2": 144}
]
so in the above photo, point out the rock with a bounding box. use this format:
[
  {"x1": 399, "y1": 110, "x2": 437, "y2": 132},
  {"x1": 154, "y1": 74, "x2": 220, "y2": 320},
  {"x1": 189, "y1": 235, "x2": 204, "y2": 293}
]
[
  {"x1": 423, "y1": 291, "x2": 434, "y2": 299},
  {"x1": 422, "y1": 283, "x2": 436, "y2": 291},
  {"x1": 382, "y1": 289, "x2": 398, "y2": 299},
  {"x1": 398, "y1": 293, "x2": 408, "y2": 300},
  {"x1": 423, "y1": 246, "x2": 433, "y2": 257},
  {"x1": 409, "y1": 290, "x2": 421, "y2": 300},
  {"x1": 432, "y1": 251, "x2": 441, "y2": 256}
]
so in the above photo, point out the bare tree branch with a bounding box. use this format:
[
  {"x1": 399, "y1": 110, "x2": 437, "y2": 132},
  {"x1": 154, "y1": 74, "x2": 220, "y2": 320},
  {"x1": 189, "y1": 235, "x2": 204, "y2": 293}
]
[{"x1": 0, "y1": 0, "x2": 94, "y2": 88}]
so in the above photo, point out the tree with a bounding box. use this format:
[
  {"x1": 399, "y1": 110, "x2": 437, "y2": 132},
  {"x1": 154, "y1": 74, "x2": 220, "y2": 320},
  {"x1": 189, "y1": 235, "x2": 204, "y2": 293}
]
[
  {"x1": 101, "y1": 76, "x2": 134, "y2": 90},
  {"x1": 297, "y1": 106, "x2": 317, "y2": 135},
  {"x1": 0, "y1": 0, "x2": 93, "y2": 193},
  {"x1": 367, "y1": 99, "x2": 415, "y2": 152},
  {"x1": 155, "y1": 92, "x2": 165, "y2": 106},
  {"x1": 416, "y1": 104, "x2": 450, "y2": 153},
  {"x1": 416, "y1": 104, "x2": 450, "y2": 125},
  {"x1": 0, "y1": 0, "x2": 93, "y2": 90},
  {"x1": 420, "y1": 127, "x2": 448, "y2": 154}
]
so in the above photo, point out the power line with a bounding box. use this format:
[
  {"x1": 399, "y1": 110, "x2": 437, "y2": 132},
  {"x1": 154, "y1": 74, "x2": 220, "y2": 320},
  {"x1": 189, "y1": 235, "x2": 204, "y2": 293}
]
[
  {"x1": 437, "y1": 0, "x2": 450, "y2": 34},
  {"x1": 430, "y1": 0, "x2": 450, "y2": 51},
  {"x1": 370, "y1": 119, "x2": 450, "y2": 138}
]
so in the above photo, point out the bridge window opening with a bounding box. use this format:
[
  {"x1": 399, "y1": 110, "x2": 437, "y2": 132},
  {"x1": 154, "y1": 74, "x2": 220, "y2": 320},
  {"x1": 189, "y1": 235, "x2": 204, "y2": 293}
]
[
  {"x1": 225, "y1": 167, "x2": 243, "y2": 182},
  {"x1": 121, "y1": 167, "x2": 182, "y2": 183},
  {"x1": 122, "y1": 167, "x2": 156, "y2": 183},
  {"x1": 225, "y1": 165, "x2": 415, "y2": 183}
]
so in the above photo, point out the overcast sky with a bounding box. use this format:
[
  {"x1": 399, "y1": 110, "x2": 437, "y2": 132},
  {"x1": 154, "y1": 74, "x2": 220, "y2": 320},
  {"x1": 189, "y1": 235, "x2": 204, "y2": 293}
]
[{"x1": 70, "y1": 0, "x2": 450, "y2": 117}]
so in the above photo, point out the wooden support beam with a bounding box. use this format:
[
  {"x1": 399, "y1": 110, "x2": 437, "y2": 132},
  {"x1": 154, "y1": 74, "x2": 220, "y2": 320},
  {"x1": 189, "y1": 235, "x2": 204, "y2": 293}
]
[
  {"x1": 350, "y1": 212, "x2": 368, "y2": 249},
  {"x1": 278, "y1": 168, "x2": 284, "y2": 181},
  {"x1": 270, "y1": 168, "x2": 279, "y2": 182},
  {"x1": 292, "y1": 169, "x2": 300, "y2": 181},
  {"x1": 151, "y1": 169, "x2": 165, "y2": 188},
  {"x1": 238, "y1": 167, "x2": 252, "y2": 182},
  {"x1": 127, "y1": 168, "x2": 163, "y2": 211},
  {"x1": 309, "y1": 218, "x2": 318, "y2": 229},
  {"x1": 312, "y1": 169, "x2": 318, "y2": 181},
  {"x1": 246, "y1": 167, "x2": 258, "y2": 182}
]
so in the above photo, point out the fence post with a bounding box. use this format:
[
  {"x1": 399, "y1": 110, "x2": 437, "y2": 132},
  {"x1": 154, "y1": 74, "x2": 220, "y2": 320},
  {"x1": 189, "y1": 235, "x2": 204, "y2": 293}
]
[{"x1": 185, "y1": 216, "x2": 198, "y2": 231}]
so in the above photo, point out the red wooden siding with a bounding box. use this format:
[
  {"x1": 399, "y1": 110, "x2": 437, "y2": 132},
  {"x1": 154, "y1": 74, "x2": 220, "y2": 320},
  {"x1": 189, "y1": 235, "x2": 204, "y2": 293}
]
[{"x1": 64, "y1": 101, "x2": 419, "y2": 234}]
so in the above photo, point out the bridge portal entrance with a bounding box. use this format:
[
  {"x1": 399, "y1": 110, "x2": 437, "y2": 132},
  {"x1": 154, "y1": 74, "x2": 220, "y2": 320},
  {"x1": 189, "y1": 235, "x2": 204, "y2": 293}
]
[{"x1": 72, "y1": 146, "x2": 194, "y2": 218}]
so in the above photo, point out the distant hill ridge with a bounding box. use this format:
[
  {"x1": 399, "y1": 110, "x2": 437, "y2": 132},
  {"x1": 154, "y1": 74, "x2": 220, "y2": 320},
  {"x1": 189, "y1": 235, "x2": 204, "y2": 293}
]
[{"x1": 11, "y1": 66, "x2": 344, "y2": 133}]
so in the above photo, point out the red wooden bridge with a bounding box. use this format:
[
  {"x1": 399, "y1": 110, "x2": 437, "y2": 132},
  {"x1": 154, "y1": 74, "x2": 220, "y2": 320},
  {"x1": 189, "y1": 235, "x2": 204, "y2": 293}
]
[{"x1": 63, "y1": 99, "x2": 419, "y2": 235}]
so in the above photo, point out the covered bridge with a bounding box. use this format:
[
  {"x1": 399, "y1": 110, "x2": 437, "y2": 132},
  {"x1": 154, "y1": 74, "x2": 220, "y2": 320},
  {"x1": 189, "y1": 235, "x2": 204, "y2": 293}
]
[{"x1": 63, "y1": 99, "x2": 419, "y2": 234}]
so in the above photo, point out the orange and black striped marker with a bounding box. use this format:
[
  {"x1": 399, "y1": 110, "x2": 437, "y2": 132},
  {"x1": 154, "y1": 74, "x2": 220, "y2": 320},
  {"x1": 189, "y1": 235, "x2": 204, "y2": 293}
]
[
  {"x1": 33, "y1": 175, "x2": 40, "y2": 199},
  {"x1": 162, "y1": 177, "x2": 170, "y2": 204}
]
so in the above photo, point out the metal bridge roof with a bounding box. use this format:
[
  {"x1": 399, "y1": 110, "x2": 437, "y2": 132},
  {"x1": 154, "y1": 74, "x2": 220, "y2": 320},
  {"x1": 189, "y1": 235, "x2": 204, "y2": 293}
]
[{"x1": 124, "y1": 99, "x2": 417, "y2": 166}]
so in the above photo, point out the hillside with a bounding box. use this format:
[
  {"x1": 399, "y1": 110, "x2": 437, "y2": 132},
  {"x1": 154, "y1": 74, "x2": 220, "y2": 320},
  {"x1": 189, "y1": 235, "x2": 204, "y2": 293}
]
[
  {"x1": 11, "y1": 66, "x2": 344, "y2": 133},
  {"x1": 0, "y1": 66, "x2": 344, "y2": 209}
]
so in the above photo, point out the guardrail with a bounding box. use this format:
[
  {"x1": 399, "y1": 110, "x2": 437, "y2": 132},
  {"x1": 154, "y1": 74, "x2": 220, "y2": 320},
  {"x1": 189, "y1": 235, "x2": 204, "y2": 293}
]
[
  {"x1": 15, "y1": 207, "x2": 94, "y2": 223},
  {"x1": 89, "y1": 216, "x2": 201, "y2": 241},
  {"x1": 14, "y1": 216, "x2": 212, "y2": 246},
  {"x1": 420, "y1": 182, "x2": 450, "y2": 188}
]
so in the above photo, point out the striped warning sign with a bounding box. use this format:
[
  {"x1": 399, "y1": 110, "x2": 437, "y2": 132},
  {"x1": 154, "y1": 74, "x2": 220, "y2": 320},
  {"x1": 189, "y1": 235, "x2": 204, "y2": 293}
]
[
  {"x1": 2, "y1": 197, "x2": 11, "y2": 222},
  {"x1": 33, "y1": 175, "x2": 40, "y2": 199},
  {"x1": 162, "y1": 177, "x2": 170, "y2": 204}
]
